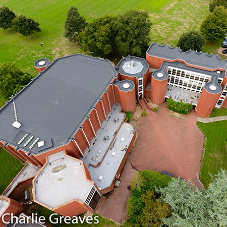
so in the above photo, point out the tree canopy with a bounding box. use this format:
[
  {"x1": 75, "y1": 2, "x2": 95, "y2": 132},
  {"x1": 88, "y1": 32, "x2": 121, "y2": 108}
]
[
  {"x1": 64, "y1": 6, "x2": 87, "y2": 42},
  {"x1": 125, "y1": 170, "x2": 172, "y2": 227},
  {"x1": 77, "y1": 10, "x2": 152, "y2": 57},
  {"x1": 157, "y1": 169, "x2": 227, "y2": 226},
  {"x1": 77, "y1": 15, "x2": 114, "y2": 57},
  {"x1": 112, "y1": 10, "x2": 152, "y2": 57},
  {"x1": 209, "y1": 0, "x2": 227, "y2": 12},
  {"x1": 200, "y1": 6, "x2": 227, "y2": 40},
  {"x1": 177, "y1": 30, "x2": 204, "y2": 52},
  {"x1": 0, "y1": 63, "x2": 32, "y2": 99},
  {"x1": 13, "y1": 15, "x2": 41, "y2": 36},
  {"x1": 0, "y1": 6, "x2": 16, "y2": 30}
]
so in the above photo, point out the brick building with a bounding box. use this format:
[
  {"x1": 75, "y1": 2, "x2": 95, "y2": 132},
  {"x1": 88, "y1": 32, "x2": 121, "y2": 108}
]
[{"x1": 0, "y1": 43, "x2": 227, "y2": 220}]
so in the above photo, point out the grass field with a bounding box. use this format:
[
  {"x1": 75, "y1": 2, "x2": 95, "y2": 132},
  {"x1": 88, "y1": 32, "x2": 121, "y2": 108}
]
[
  {"x1": 210, "y1": 107, "x2": 227, "y2": 118},
  {"x1": 197, "y1": 121, "x2": 227, "y2": 189},
  {"x1": 0, "y1": 147, "x2": 23, "y2": 194},
  {"x1": 35, "y1": 207, "x2": 120, "y2": 227},
  {"x1": 0, "y1": 0, "x2": 210, "y2": 76}
]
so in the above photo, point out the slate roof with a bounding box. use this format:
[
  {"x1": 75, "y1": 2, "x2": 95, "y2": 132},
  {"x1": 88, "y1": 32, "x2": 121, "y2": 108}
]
[
  {"x1": 0, "y1": 54, "x2": 117, "y2": 155},
  {"x1": 147, "y1": 43, "x2": 227, "y2": 70}
]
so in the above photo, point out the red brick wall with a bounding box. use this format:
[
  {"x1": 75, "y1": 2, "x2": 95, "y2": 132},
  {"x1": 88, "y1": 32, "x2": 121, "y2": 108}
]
[
  {"x1": 89, "y1": 109, "x2": 100, "y2": 133},
  {"x1": 53, "y1": 200, "x2": 93, "y2": 217},
  {"x1": 119, "y1": 87, "x2": 136, "y2": 113},
  {"x1": 146, "y1": 53, "x2": 225, "y2": 73},
  {"x1": 143, "y1": 68, "x2": 151, "y2": 90},
  {"x1": 9, "y1": 178, "x2": 33, "y2": 200},
  {"x1": 95, "y1": 100, "x2": 105, "y2": 124},
  {"x1": 150, "y1": 77, "x2": 168, "y2": 105},
  {"x1": 35, "y1": 66, "x2": 46, "y2": 73},
  {"x1": 0, "y1": 196, "x2": 25, "y2": 227},
  {"x1": 82, "y1": 119, "x2": 95, "y2": 143},
  {"x1": 196, "y1": 88, "x2": 221, "y2": 118}
]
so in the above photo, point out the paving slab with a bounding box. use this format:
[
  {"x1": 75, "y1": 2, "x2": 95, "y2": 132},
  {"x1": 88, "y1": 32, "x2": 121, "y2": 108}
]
[
  {"x1": 98, "y1": 160, "x2": 136, "y2": 224},
  {"x1": 129, "y1": 103, "x2": 204, "y2": 181}
]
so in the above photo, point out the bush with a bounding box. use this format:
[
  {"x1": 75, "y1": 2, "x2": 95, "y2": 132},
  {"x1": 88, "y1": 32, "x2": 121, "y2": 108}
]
[
  {"x1": 142, "y1": 110, "x2": 146, "y2": 117},
  {"x1": 125, "y1": 170, "x2": 172, "y2": 226},
  {"x1": 153, "y1": 107, "x2": 158, "y2": 112},
  {"x1": 167, "y1": 97, "x2": 193, "y2": 114},
  {"x1": 124, "y1": 111, "x2": 132, "y2": 122}
]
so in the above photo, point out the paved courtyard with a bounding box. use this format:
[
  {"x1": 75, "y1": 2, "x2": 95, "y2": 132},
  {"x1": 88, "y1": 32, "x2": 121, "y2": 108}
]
[
  {"x1": 98, "y1": 102, "x2": 205, "y2": 224},
  {"x1": 129, "y1": 102, "x2": 205, "y2": 181}
]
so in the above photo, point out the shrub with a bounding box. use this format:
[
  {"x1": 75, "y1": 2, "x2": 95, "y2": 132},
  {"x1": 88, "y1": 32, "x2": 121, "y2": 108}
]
[
  {"x1": 124, "y1": 111, "x2": 132, "y2": 122},
  {"x1": 142, "y1": 110, "x2": 146, "y2": 117},
  {"x1": 153, "y1": 107, "x2": 158, "y2": 112},
  {"x1": 125, "y1": 170, "x2": 172, "y2": 226},
  {"x1": 167, "y1": 97, "x2": 193, "y2": 114}
]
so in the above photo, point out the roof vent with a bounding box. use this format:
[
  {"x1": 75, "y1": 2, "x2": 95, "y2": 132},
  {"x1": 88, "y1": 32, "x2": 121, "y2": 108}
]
[
  {"x1": 12, "y1": 121, "x2": 21, "y2": 129},
  {"x1": 209, "y1": 85, "x2": 217, "y2": 91},
  {"x1": 123, "y1": 83, "x2": 130, "y2": 89},
  {"x1": 128, "y1": 61, "x2": 137, "y2": 68},
  {"x1": 121, "y1": 137, "x2": 125, "y2": 142},
  {"x1": 38, "y1": 61, "x2": 45, "y2": 66},
  {"x1": 38, "y1": 141, "x2": 45, "y2": 147},
  {"x1": 114, "y1": 118, "x2": 119, "y2": 123},
  {"x1": 97, "y1": 175, "x2": 103, "y2": 181},
  {"x1": 157, "y1": 73, "x2": 164, "y2": 78},
  {"x1": 104, "y1": 136, "x2": 109, "y2": 142},
  {"x1": 12, "y1": 99, "x2": 21, "y2": 128},
  {"x1": 111, "y1": 152, "x2": 116, "y2": 156}
]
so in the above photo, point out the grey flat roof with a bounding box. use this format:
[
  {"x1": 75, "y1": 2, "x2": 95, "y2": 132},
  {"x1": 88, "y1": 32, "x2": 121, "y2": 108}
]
[
  {"x1": 147, "y1": 43, "x2": 227, "y2": 70},
  {"x1": 3, "y1": 164, "x2": 40, "y2": 197},
  {"x1": 34, "y1": 151, "x2": 94, "y2": 209},
  {"x1": 82, "y1": 104, "x2": 135, "y2": 190},
  {"x1": 0, "y1": 54, "x2": 117, "y2": 155},
  {"x1": 0, "y1": 197, "x2": 8, "y2": 215},
  {"x1": 116, "y1": 56, "x2": 149, "y2": 79},
  {"x1": 113, "y1": 79, "x2": 135, "y2": 92}
]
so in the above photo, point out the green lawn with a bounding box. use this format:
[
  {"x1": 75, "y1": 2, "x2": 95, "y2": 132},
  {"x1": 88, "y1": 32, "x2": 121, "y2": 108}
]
[
  {"x1": 210, "y1": 107, "x2": 227, "y2": 118},
  {"x1": 0, "y1": 0, "x2": 210, "y2": 76},
  {"x1": 197, "y1": 121, "x2": 227, "y2": 189},
  {"x1": 0, "y1": 147, "x2": 23, "y2": 194},
  {"x1": 35, "y1": 207, "x2": 120, "y2": 227}
]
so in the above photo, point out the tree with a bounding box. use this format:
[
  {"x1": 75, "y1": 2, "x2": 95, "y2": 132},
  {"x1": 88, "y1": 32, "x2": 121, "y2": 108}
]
[
  {"x1": 200, "y1": 6, "x2": 227, "y2": 40},
  {"x1": 13, "y1": 15, "x2": 41, "y2": 36},
  {"x1": 209, "y1": 0, "x2": 227, "y2": 12},
  {"x1": 64, "y1": 6, "x2": 87, "y2": 42},
  {"x1": 0, "y1": 63, "x2": 32, "y2": 99},
  {"x1": 139, "y1": 190, "x2": 171, "y2": 227},
  {"x1": 157, "y1": 169, "x2": 227, "y2": 226},
  {"x1": 0, "y1": 6, "x2": 16, "y2": 30},
  {"x1": 125, "y1": 170, "x2": 172, "y2": 226},
  {"x1": 177, "y1": 30, "x2": 204, "y2": 52},
  {"x1": 112, "y1": 10, "x2": 152, "y2": 57},
  {"x1": 77, "y1": 16, "x2": 114, "y2": 57}
]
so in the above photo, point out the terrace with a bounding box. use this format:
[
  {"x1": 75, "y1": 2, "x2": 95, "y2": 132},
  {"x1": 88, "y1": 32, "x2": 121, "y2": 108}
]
[{"x1": 82, "y1": 103, "x2": 135, "y2": 191}]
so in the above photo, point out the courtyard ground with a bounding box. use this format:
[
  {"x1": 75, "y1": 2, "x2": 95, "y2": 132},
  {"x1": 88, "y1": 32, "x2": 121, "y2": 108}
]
[
  {"x1": 129, "y1": 102, "x2": 204, "y2": 181},
  {"x1": 98, "y1": 102, "x2": 205, "y2": 224}
]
